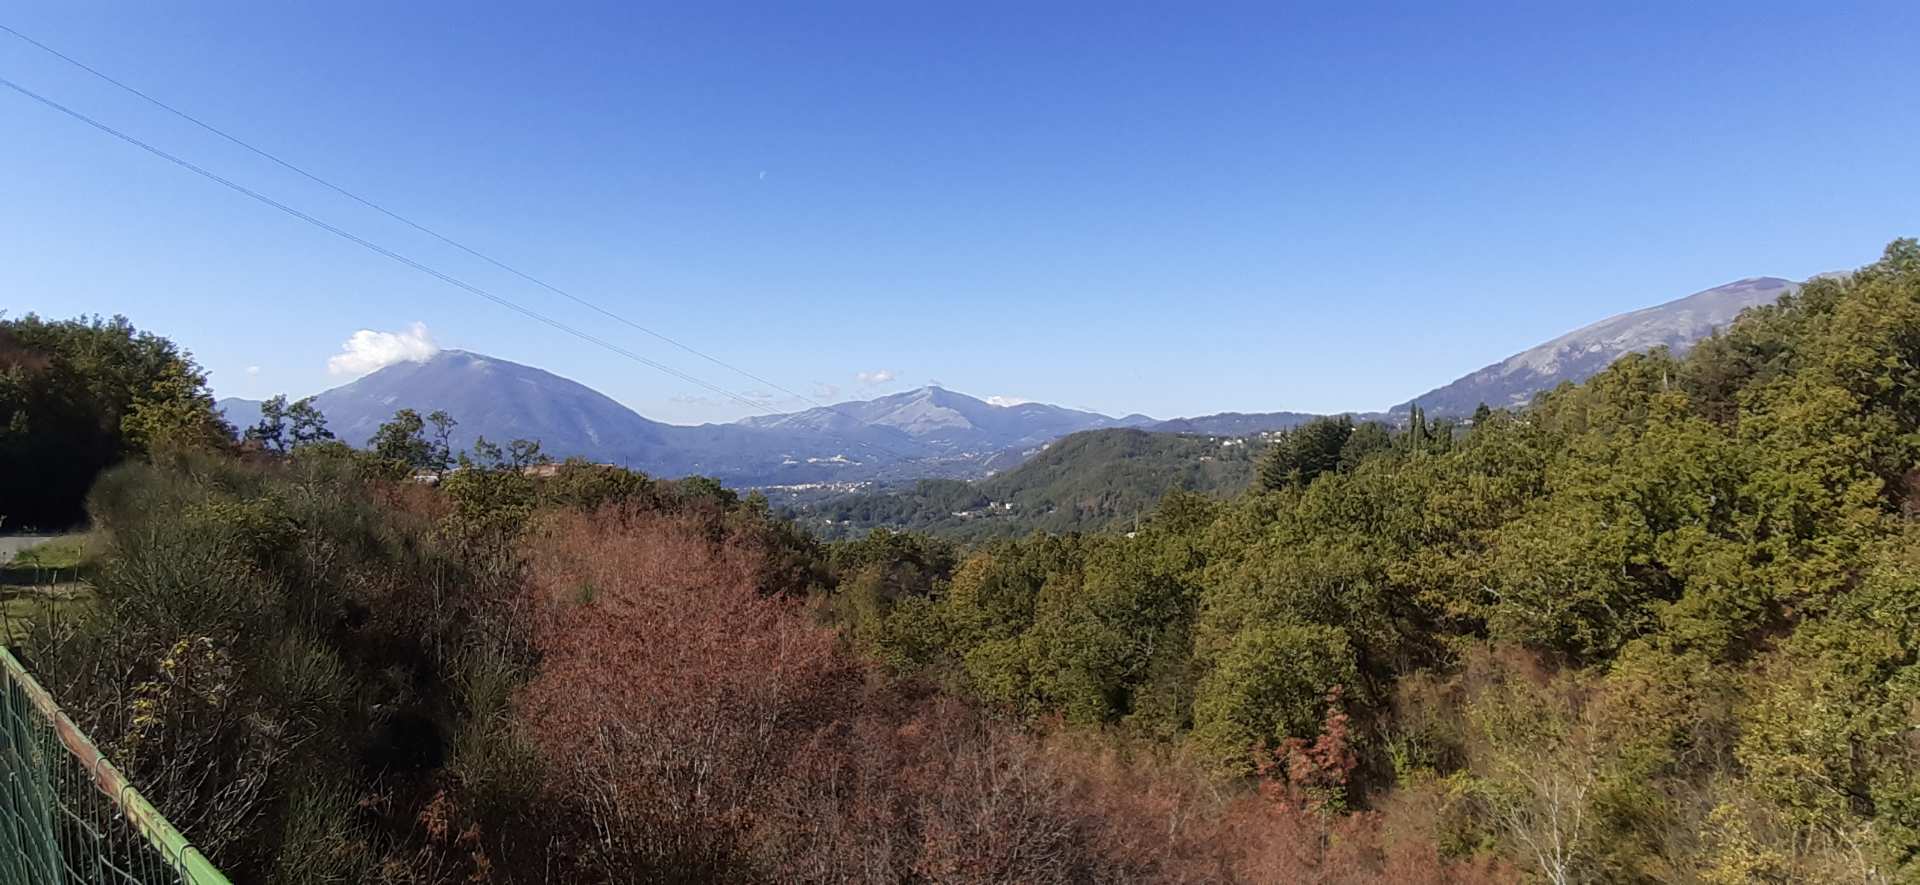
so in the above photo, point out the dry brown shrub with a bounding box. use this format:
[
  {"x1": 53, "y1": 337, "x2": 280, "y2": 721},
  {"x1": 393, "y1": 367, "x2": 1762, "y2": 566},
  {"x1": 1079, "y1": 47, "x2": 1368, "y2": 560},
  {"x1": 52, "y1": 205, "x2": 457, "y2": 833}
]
[
  {"x1": 512, "y1": 508, "x2": 1514, "y2": 883},
  {"x1": 516, "y1": 508, "x2": 856, "y2": 879}
]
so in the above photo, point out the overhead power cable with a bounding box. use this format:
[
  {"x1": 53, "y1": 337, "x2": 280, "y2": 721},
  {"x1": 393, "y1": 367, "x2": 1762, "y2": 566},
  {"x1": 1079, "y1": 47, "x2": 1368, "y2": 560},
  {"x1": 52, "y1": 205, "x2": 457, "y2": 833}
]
[
  {"x1": 0, "y1": 22, "x2": 836, "y2": 416},
  {"x1": 0, "y1": 71, "x2": 922, "y2": 466}
]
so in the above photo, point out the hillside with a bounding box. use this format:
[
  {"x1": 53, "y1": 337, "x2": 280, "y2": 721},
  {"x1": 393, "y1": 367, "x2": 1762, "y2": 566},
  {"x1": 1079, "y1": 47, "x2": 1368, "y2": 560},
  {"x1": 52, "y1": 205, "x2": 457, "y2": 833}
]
[
  {"x1": 739, "y1": 385, "x2": 1152, "y2": 451},
  {"x1": 1396, "y1": 276, "x2": 1800, "y2": 416},
  {"x1": 792, "y1": 427, "x2": 1265, "y2": 538},
  {"x1": 1147, "y1": 411, "x2": 1337, "y2": 435},
  {"x1": 13, "y1": 241, "x2": 1920, "y2": 883}
]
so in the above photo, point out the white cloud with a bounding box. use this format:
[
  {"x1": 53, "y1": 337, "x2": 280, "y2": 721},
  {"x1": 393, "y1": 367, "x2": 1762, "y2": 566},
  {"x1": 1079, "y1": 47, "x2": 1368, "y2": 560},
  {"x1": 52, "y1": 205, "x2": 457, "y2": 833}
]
[
  {"x1": 986, "y1": 395, "x2": 1032, "y2": 407},
  {"x1": 813, "y1": 383, "x2": 841, "y2": 400},
  {"x1": 327, "y1": 322, "x2": 438, "y2": 377},
  {"x1": 855, "y1": 369, "x2": 896, "y2": 385},
  {"x1": 245, "y1": 365, "x2": 261, "y2": 377}
]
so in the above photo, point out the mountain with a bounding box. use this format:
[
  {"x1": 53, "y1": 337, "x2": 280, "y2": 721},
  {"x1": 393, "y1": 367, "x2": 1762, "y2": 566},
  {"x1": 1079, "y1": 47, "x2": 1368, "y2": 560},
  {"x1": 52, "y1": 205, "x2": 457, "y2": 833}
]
[
  {"x1": 1148, "y1": 411, "x2": 1331, "y2": 435},
  {"x1": 218, "y1": 354, "x2": 1146, "y2": 484},
  {"x1": 1395, "y1": 276, "x2": 1801, "y2": 417},
  {"x1": 790, "y1": 427, "x2": 1266, "y2": 539},
  {"x1": 217, "y1": 274, "x2": 1802, "y2": 487},
  {"x1": 223, "y1": 349, "x2": 682, "y2": 463},
  {"x1": 738, "y1": 386, "x2": 1151, "y2": 453}
]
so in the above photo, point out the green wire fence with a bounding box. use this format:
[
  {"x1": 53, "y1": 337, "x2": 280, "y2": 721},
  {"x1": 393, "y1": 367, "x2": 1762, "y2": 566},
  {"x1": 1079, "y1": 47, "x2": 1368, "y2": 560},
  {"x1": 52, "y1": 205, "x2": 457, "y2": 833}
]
[{"x1": 0, "y1": 645, "x2": 231, "y2": 885}]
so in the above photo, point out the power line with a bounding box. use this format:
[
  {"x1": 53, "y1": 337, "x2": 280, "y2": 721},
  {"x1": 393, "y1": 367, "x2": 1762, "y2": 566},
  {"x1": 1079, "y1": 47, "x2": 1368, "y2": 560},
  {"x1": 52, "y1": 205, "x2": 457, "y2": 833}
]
[
  {"x1": 0, "y1": 22, "x2": 838, "y2": 416},
  {"x1": 0, "y1": 74, "x2": 766, "y2": 410},
  {"x1": 0, "y1": 72, "x2": 922, "y2": 467}
]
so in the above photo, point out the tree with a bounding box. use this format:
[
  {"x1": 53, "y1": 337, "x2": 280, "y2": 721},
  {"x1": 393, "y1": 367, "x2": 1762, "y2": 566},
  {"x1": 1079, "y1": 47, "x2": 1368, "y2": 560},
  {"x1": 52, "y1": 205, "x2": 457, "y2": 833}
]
[
  {"x1": 1, "y1": 314, "x2": 229, "y2": 527},
  {"x1": 367, "y1": 408, "x2": 456, "y2": 473},
  {"x1": 248, "y1": 395, "x2": 331, "y2": 453},
  {"x1": 247, "y1": 394, "x2": 289, "y2": 453},
  {"x1": 1461, "y1": 659, "x2": 1603, "y2": 885},
  {"x1": 465, "y1": 436, "x2": 546, "y2": 471},
  {"x1": 426, "y1": 410, "x2": 456, "y2": 470},
  {"x1": 1404, "y1": 403, "x2": 1429, "y2": 451},
  {"x1": 1258, "y1": 416, "x2": 1354, "y2": 490},
  {"x1": 1191, "y1": 624, "x2": 1360, "y2": 768},
  {"x1": 1338, "y1": 421, "x2": 1394, "y2": 471},
  {"x1": 287, "y1": 397, "x2": 332, "y2": 448},
  {"x1": 122, "y1": 360, "x2": 234, "y2": 454}
]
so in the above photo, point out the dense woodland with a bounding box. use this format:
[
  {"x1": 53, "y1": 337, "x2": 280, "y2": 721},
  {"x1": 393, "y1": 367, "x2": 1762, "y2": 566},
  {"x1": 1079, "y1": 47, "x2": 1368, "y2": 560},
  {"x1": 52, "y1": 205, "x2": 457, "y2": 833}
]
[
  {"x1": 801, "y1": 427, "x2": 1266, "y2": 539},
  {"x1": 3, "y1": 239, "x2": 1920, "y2": 882}
]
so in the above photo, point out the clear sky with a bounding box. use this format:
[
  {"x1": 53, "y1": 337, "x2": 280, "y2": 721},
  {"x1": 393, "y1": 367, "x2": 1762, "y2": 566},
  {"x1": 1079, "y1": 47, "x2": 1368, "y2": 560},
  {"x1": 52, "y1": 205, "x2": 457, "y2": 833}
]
[{"x1": 3, "y1": 2, "x2": 1917, "y2": 424}]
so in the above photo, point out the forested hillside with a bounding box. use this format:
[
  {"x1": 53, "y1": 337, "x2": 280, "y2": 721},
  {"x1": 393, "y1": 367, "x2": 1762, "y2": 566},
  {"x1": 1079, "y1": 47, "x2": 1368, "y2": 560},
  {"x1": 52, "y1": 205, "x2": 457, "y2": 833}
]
[
  {"x1": 836, "y1": 240, "x2": 1920, "y2": 881},
  {"x1": 798, "y1": 427, "x2": 1267, "y2": 538},
  {"x1": 4, "y1": 239, "x2": 1920, "y2": 883}
]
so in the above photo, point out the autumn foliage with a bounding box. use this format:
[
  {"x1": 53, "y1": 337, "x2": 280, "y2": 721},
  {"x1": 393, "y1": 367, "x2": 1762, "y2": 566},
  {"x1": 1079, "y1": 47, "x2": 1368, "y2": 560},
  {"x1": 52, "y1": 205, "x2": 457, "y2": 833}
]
[{"x1": 505, "y1": 507, "x2": 1512, "y2": 883}]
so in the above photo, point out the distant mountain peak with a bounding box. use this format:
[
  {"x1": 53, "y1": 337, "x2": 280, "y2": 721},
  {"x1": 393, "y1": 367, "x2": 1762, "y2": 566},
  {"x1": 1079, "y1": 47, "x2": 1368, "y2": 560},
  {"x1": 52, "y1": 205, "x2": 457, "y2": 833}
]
[
  {"x1": 1393, "y1": 275, "x2": 1801, "y2": 416},
  {"x1": 736, "y1": 385, "x2": 1133, "y2": 452},
  {"x1": 220, "y1": 355, "x2": 1158, "y2": 486}
]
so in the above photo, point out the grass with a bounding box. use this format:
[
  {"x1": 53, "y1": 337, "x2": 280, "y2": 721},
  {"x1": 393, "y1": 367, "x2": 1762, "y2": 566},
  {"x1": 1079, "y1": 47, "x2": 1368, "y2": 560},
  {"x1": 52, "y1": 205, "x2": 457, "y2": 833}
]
[
  {"x1": 1, "y1": 587, "x2": 95, "y2": 645},
  {"x1": 9, "y1": 534, "x2": 91, "y2": 570},
  {"x1": 2, "y1": 533, "x2": 97, "y2": 645}
]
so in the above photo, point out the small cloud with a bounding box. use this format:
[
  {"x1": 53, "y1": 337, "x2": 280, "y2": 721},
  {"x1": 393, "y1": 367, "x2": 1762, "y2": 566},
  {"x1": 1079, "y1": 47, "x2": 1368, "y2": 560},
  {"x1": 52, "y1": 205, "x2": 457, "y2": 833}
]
[
  {"x1": 813, "y1": 383, "x2": 841, "y2": 400},
  {"x1": 327, "y1": 322, "x2": 438, "y2": 377},
  {"x1": 245, "y1": 365, "x2": 262, "y2": 377},
  {"x1": 855, "y1": 369, "x2": 896, "y2": 386},
  {"x1": 986, "y1": 395, "x2": 1032, "y2": 407}
]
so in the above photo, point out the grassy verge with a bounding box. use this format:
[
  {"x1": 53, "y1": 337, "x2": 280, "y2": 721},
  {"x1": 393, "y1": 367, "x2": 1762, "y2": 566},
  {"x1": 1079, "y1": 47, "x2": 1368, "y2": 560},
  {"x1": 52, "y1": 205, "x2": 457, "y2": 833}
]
[
  {"x1": 1, "y1": 586, "x2": 95, "y2": 645},
  {"x1": 2, "y1": 533, "x2": 98, "y2": 644},
  {"x1": 9, "y1": 534, "x2": 92, "y2": 570}
]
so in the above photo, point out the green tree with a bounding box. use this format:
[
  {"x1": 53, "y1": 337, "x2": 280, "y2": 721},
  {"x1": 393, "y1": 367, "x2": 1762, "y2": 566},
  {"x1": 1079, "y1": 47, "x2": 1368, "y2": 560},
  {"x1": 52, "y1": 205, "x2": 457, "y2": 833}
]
[
  {"x1": 1191, "y1": 623, "x2": 1359, "y2": 768},
  {"x1": 1, "y1": 314, "x2": 229, "y2": 527},
  {"x1": 426, "y1": 409, "x2": 456, "y2": 469},
  {"x1": 287, "y1": 397, "x2": 332, "y2": 448},
  {"x1": 247, "y1": 394, "x2": 290, "y2": 453},
  {"x1": 1258, "y1": 415, "x2": 1354, "y2": 490},
  {"x1": 366, "y1": 408, "x2": 459, "y2": 473},
  {"x1": 123, "y1": 359, "x2": 234, "y2": 454},
  {"x1": 1338, "y1": 420, "x2": 1394, "y2": 470}
]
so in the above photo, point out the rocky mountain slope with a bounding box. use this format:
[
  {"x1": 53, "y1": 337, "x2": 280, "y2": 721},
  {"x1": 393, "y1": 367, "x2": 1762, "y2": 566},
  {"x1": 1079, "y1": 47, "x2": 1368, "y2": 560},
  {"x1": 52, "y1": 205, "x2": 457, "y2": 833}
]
[{"x1": 1394, "y1": 276, "x2": 1800, "y2": 416}]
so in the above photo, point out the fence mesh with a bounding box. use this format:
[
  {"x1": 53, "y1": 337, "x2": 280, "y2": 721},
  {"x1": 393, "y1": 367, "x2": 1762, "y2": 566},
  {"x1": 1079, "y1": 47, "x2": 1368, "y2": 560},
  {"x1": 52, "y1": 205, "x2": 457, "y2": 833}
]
[{"x1": 0, "y1": 646, "x2": 230, "y2": 885}]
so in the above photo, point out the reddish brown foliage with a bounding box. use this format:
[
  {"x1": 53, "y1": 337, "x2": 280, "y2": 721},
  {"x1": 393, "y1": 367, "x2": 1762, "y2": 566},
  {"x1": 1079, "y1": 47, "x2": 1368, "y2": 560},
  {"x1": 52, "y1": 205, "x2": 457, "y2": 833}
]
[
  {"x1": 516, "y1": 508, "x2": 854, "y2": 878},
  {"x1": 1256, "y1": 686, "x2": 1362, "y2": 812},
  {"x1": 511, "y1": 510, "x2": 1515, "y2": 883}
]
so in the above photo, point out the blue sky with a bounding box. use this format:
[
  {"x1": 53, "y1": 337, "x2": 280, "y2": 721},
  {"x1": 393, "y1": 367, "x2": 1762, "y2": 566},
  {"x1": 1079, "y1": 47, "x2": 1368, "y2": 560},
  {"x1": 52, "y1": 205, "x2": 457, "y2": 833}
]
[{"x1": 3, "y1": 2, "x2": 1917, "y2": 424}]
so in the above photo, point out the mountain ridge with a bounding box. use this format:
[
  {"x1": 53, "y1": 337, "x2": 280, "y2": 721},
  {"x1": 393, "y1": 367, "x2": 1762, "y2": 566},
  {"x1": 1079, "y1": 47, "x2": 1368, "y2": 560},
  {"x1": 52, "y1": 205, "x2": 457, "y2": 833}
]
[
  {"x1": 739, "y1": 385, "x2": 1152, "y2": 452},
  {"x1": 217, "y1": 272, "x2": 1813, "y2": 485},
  {"x1": 1394, "y1": 276, "x2": 1801, "y2": 416},
  {"x1": 219, "y1": 354, "x2": 1140, "y2": 484}
]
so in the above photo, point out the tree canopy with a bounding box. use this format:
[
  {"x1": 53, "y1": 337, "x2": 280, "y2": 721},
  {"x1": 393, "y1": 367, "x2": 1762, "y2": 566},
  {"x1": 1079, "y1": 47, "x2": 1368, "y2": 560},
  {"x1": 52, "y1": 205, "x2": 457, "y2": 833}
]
[{"x1": 0, "y1": 314, "x2": 229, "y2": 527}]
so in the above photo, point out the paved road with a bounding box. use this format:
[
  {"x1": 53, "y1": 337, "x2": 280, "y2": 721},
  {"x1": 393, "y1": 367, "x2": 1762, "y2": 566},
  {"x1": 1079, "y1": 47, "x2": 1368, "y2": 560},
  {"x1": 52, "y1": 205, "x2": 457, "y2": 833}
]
[{"x1": 0, "y1": 535, "x2": 68, "y2": 565}]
